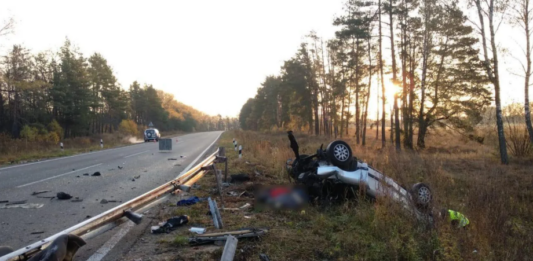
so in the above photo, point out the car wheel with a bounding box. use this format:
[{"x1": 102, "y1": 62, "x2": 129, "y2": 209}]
[
  {"x1": 412, "y1": 183, "x2": 432, "y2": 209},
  {"x1": 326, "y1": 140, "x2": 353, "y2": 168}
]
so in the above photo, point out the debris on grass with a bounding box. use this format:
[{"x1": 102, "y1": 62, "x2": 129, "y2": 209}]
[
  {"x1": 188, "y1": 228, "x2": 268, "y2": 245},
  {"x1": 151, "y1": 215, "x2": 189, "y2": 234},
  {"x1": 230, "y1": 174, "x2": 250, "y2": 183},
  {"x1": 189, "y1": 227, "x2": 206, "y2": 234},
  {"x1": 177, "y1": 196, "x2": 203, "y2": 206}
]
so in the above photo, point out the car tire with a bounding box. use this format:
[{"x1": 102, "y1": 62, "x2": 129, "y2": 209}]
[
  {"x1": 411, "y1": 183, "x2": 432, "y2": 209},
  {"x1": 325, "y1": 140, "x2": 353, "y2": 168}
]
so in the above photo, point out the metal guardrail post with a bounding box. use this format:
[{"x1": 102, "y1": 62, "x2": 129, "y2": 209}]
[{"x1": 220, "y1": 235, "x2": 238, "y2": 261}]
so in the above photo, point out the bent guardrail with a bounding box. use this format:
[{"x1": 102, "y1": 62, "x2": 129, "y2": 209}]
[{"x1": 1, "y1": 149, "x2": 221, "y2": 261}]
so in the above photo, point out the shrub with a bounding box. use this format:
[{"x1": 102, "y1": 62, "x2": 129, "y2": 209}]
[
  {"x1": 20, "y1": 125, "x2": 37, "y2": 141},
  {"x1": 46, "y1": 132, "x2": 60, "y2": 144},
  {"x1": 48, "y1": 119, "x2": 63, "y2": 139},
  {"x1": 119, "y1": 119, "x2": 139, "y2": 136}
]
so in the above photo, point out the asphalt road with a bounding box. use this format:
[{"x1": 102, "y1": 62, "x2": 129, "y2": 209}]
[{"x1": 0, "y1": 131, "x2": 223, "y2": 251}]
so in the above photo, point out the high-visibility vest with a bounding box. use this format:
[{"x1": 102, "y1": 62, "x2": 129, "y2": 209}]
[{"x1": 448, "y1": 210, "x2": 470, "y2": 227}]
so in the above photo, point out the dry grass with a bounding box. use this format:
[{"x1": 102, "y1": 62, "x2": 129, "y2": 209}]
[{"x1": 152, "y1": 129, "x2": 532, "y2": 261}]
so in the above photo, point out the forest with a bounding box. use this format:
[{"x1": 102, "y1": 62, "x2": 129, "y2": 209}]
[
  {"x1": 0, "y1": 37, "x2": 238, "y2": 141},
  {"x1": 239, "y1": 0, "x2": 533, "y2": 163}
]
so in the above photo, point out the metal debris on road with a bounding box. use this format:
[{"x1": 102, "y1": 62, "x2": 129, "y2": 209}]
[
  {"x1": 118, "y1": 166, "x2": 123, "y2": 169},
  {"x1": 91, "y1": 171, "x2": 101, "y2": 176},
  {"x1": 31, "y1": 190, "x2": 50, "y2": 195},
  {"x1": 0, "y1": 203, "x2": 44, "y2": 209},
  {"x1": 6, "y1": 200, "x2": 27, "y2": 205},
  {"x1": 30, "y1": 231, "x2": 44, "y2": 235},
  {"x1": 83, "y1": 173, "x2": 89, "y2": 176},
  {"x1": 57, "y1": 192, "x2": 72, "y2": 200},
  {"x1": 100, "y1": 199, "x2": 118, "y2": 204}
]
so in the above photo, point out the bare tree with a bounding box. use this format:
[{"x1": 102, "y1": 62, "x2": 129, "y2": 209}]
[
  {"x1": 472, "y1": 0, "x2": 510, "y2": 164},
  {"x1": 511, "y1": 0, "x2": 533, "y2": 144}
]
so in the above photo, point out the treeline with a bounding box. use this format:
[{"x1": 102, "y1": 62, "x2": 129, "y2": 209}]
[
  {"x1": 240, "y1": 0, "x2": 532, "y2": 163},
  {"x1": 0, "y1": 40, "x2": 237, "y2": 140}
]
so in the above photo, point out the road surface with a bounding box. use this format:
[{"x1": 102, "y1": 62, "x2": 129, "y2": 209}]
[{"x1": 0, "y1": 131, "x2": 222, "y2": 251}]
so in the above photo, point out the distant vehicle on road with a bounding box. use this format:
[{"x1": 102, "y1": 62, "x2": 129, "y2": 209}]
[{"x1": 144, "y1": 128, "x2": 161, "y2": 142}]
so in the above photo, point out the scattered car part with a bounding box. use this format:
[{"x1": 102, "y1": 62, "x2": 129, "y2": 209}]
[
  {"x1": 220, "y1": 235, "x2": 238, "y2": 261},
  {"x1": 124, "y1": 210, "x2": 143, "y2": 224},
  {"x1": 57, "y1": 192, "x2": 72, "y2": 200},
  {"x1": 189, "y1": 227, "x2": 206, "y2": 234},
  {"x1": 189, "y1": 228, "x2": 268, "y2": 245}
]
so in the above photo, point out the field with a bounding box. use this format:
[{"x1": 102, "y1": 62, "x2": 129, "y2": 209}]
[{"x1": 147, "y1": 129, "x2": 533, "y2": 261}]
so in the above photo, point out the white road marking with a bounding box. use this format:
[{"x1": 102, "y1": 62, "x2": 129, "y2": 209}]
[
  {"x1": 16, "y1": 163, "x2": 103, "y2": 188},
  {"x1": 179, "y1": 132, "x2": 223, "y2": 176},
  {"x1": 123, "y1": 150, "x2": 149, "y2": 158},
  {"x1": 86, "y1": 221, "x2": 135, "y2": 261},
  {"x1": 85, "y1": 132, "x2": 223, "y2": 261},
  {"x1": 0, "y1": 143, "x2": 144, "y2": 171}
]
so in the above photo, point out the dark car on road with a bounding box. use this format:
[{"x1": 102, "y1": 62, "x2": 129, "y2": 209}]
[{"x1": 144, "y1": 128, "x2": 161, "y2": 142}]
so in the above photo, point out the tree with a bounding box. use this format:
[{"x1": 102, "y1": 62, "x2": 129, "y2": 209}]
[
  {"x1": 511, "y1": 0, "x2": 533, "y2": 144},
  {"x1": 472, "y1": 0, "x2": 510, "y2": 164}
]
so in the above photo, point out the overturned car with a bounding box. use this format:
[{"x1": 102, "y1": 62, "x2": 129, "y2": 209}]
[{"x1": 285, "y1": 131, "x2": 433, "y2": 222}]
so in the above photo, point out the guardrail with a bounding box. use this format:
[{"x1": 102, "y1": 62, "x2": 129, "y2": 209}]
[{"x1": 1, "y1": 149, "x2": 222, "y2": 261}]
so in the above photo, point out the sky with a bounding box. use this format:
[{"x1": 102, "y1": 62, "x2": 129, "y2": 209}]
[
  {"x1": 0, "y1": 0, "x2": 529, "y2": 118},
  {"x1": 0, "y1": 0, "x2": 344, "y2": 118}
]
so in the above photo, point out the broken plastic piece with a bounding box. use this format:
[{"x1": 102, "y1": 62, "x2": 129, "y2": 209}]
[
  {"x1": 124, "y1": 210, "x2": 143, "y2": 224},
  {"x1": 189, "y1": 227, "x2": 206, "y2": 234}
]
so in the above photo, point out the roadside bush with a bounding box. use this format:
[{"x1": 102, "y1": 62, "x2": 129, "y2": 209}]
[
  {"x1": 46, "y1": 132, "x2": 60, "y2": 144},
  {"x1": 119, "y1": 119, "x2": 138, "y2": 136},
  {"x1": 48, "y1": 119, "x2": 63, "y2": 139},
  {"x1": 20, "y1": 125, "x2": 37, "y2": 141}
]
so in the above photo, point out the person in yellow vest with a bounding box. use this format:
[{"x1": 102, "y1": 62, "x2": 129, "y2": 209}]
[{"x1": 440, "y1": 208, "x2": 470, "y2": 228}]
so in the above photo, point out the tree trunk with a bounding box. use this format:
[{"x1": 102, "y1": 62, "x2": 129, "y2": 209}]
[
  {"x1": 377, "y1": 74, "x2": 380, "y2": 140},
  {"x1": 379, "y1": 0, "x2": 386, "y2": 147},
  {"x1": 408, "y1": 41, "x2": 415, "y2": 148},
  {"x1": 524, "y1": 0, "x2": 533, "y2": 143},
  {"x1": 363, "y1": 38, "x2": 373, "y2": 146},
  {"x1": 474, "y1": 0, "x2": 508, "y2": 163},
  {"x1": 489, "y1": 1, "x2": 509, "y2": 164},
  {"x1": 389, "y1": 0, "x2": 401, "y2": 150},
  {"x1": 417, "y1": 0, "x2": 432, "y2": 149}
]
